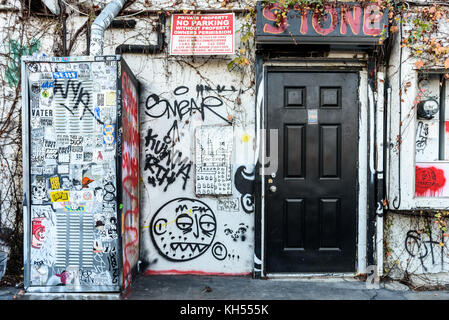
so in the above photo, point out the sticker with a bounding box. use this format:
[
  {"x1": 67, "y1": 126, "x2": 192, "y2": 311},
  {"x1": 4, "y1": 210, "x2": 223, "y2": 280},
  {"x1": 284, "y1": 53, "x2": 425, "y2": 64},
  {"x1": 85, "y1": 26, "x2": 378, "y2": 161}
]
[
  {"x1": 32, "y1": 176, "x2": 49, "y2": 203},
  {"x1": 60, "y1": 176, "x2": 72, "y2": 189},
  {"x1": 82, "y1": 190, "x2": 94, "y2": 201},
  {"x1": 94, "y1": 106, "x2": 101, "y2": 122},
  {"x1": 89, "y1": 165, "x2": 102, "y2": 177},
  {"x1": 50, "y1": 190, "x2": 69, "y2": 202},
  {"x1": 41, "y1": 90, "x2": 50, "y2": 98},
  {"x1": 40, "y1": 118, "x2": 53, "y2": 126},
  {"x1": 43, "y1": 166, "x2": 57, "y2": 175},
  {"x1": 31, "y1": 82, "x2": 41, "y2": 94},
  {"x1": 49, "y1": 176, "x2": 61, "y2": 190},
  {"x1": 41, "y1": 81, "x2": 54, "y2": 89},
  {"x1": 69, "y1": 135, "x2": 83, "y2": 146},
  {"x1": 57, "y1": 134, "x2": 70, "y2": 145},
  {"x1": 31, "y1": 166, "x2": 43, "y2": 175},
  {"x1": 58, "y1": 147, "x2": 71, "y2": 163},
  {"x1": 308, "y1": 109, "x2": 318, "y2": 124},
  {"x1": 97, "y1": 94, "x2": 105, "y2": 107},
  {"x1": 105, "y1": 91, "x2": 116, "y2": 106},
  {"x1": 44, "y1": 140, "x2": 56, "y2": 148},
  {"x1": 31, "y1": 109, "x2": 53, "y2": 117},
  {"x1": 52, "y1": 71, "x2": 77, "y2": 79},
  {"x1": 57, "y1": 164, "x2": 70, "y2": 175},
  {"x1": 217, "y1": 198, "x2": 240, "y2": 212},
  {"x1": 31, "y1": 218, "x2": 45, "y2": 249},
  {"x1": 64, "y1": 204, "x2": 86, "y2": 213},
  {"x1": 83, "y1": 152, "x2": 93, "y2": 162},
  {"x1": 103, "y1": 125, "x2": 115, "y2": 144},
  {"x1": 28, "y1": 63, "x2": 40, "y2": 73},
  {"x1": 93, "y1": 150, "x2": 104, "y2": 163},
  {"x1": 45, "y1": 148, "x2": 58, "y2": 160},
  {"x1": 82, "y1": 177, "x2": 94, "y2": 188}
]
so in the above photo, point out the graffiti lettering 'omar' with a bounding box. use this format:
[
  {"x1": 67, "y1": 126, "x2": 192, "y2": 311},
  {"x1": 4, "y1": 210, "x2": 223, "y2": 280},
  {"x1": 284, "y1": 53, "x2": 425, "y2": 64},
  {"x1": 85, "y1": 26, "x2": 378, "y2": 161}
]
[{"x1": 262, "y1": 3, "x2": 385, "y2": 37}]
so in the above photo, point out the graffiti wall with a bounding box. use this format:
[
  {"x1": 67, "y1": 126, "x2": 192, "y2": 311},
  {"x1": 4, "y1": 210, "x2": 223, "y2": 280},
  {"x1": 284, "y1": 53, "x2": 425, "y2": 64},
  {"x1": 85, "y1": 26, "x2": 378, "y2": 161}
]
[
  {"x1": 26, "y1": 58, "x2": 121, "y2": 289},
  {"x1": 120, "y1": 63, "x2": 140, "y2": 290},
  {"x1": 136, "y1": 58, "x2": 256, "y2": 275}
]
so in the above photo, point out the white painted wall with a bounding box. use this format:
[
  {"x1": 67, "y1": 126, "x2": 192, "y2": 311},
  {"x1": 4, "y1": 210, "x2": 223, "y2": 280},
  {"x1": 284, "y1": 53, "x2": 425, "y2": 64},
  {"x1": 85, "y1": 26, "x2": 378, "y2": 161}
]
[
  {"x1": 385, "y1": 10, "x2": 449, "y2": 282},
  {"x1": 101, "y1": 10, "x2": 257, "y2": 274}
]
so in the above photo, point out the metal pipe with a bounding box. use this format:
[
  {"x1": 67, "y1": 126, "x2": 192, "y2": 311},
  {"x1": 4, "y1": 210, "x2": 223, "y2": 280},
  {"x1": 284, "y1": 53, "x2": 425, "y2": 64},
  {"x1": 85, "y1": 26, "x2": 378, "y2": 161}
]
[
  {"x1": 115, "y1": 14, "x2": 166, "y2": 55},
  {"x1": 90, "y1": 0, "x2": 126, "y2": 56}
]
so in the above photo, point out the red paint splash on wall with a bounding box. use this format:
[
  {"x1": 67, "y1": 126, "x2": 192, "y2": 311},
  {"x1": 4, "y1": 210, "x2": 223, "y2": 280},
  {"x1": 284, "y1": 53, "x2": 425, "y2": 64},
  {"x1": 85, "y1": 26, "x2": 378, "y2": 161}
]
[
  {"x1": 415, "y1": 166, "x2": 446, "y2": 197},
  {"x1": 445, "y1": 121, "x2": 449, "y2": 134}
]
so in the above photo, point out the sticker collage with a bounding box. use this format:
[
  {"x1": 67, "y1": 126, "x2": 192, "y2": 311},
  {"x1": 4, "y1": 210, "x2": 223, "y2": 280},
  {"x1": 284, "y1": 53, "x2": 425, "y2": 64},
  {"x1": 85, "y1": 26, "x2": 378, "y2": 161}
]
[{"x1": 28, "y1": 58, "x2": 121, "y2": 287}]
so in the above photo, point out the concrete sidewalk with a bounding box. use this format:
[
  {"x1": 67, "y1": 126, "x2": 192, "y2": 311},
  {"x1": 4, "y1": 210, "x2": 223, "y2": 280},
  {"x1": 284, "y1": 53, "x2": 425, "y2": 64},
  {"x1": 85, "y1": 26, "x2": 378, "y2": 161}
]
[
  {"x1": 7, "y1": 274, "x2": 449, "y2": 300},
  {"x1": 123, "y1": 274, "x2": 449, "y2": 300}
]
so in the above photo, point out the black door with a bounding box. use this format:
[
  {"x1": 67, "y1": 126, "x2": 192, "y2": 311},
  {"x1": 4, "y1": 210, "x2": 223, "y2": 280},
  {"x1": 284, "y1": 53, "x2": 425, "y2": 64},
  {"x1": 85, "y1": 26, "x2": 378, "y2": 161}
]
[{"x1": 265, "y1": 71, "x2": 359, "y2": 273}]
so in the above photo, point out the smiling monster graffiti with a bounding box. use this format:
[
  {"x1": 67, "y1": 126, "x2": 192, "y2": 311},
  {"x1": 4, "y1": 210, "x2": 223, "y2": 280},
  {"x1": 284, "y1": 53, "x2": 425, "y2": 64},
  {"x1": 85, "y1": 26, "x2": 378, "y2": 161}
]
[{"x1": 150, "y1": 198, "x2": 217, "y2": 262}]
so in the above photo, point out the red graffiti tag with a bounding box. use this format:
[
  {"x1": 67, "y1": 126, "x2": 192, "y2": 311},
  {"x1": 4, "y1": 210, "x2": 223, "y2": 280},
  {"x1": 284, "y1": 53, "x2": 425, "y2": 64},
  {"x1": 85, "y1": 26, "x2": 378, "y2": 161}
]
[{"x1": 415, "y1": 166, "x2": 446, "y2": 197}]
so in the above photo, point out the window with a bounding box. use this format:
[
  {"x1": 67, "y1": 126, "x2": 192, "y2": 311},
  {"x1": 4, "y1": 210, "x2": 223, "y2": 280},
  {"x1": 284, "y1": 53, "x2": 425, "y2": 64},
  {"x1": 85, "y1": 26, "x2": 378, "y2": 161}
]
[{"x1": 415, "y1": 73, "x2": 449, "y2": 197}]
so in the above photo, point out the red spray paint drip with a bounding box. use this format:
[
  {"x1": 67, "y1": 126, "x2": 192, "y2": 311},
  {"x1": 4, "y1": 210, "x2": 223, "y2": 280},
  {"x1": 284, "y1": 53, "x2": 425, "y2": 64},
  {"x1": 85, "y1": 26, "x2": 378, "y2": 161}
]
[{"x1": 415, "y1": 166, "x2": 446, "y2": 197}]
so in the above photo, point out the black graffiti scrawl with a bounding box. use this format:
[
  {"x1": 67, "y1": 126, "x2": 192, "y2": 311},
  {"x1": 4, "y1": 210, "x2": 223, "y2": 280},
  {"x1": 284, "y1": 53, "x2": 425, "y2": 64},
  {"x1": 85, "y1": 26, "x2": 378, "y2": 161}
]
[
  {"x1": 234, "y1": 166, "x2": 255, "y2": 214},
  {"x1": 150, "y1": 198, "x2": 217, "y2": 262},
  {"x1": 144, "y1": 121, "x2": 192, "y2": 192}
]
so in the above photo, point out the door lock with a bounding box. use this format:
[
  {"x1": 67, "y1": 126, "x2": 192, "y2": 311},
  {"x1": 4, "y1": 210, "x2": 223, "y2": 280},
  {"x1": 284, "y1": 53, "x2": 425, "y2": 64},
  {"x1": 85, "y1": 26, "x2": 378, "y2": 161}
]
[{"x1": 269, "y1": 185, "x2": 277, "y2": 193}]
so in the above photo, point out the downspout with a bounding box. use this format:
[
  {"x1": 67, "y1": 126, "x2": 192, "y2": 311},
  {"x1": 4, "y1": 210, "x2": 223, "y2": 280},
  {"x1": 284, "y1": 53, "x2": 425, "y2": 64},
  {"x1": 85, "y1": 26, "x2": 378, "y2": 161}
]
[
  {"x1": 90, "y1": 0, "x2": 127, "y2": 56},
  {"x1": 367, "y1": 57, "x2": 377, "y2": 267}
]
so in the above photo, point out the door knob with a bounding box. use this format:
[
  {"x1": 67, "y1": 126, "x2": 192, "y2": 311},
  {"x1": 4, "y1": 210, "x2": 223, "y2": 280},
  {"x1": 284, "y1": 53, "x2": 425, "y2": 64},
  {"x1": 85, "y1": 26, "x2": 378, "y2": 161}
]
[{"x1": 269, "y1": 185, "x2": 277, "y2": 193}]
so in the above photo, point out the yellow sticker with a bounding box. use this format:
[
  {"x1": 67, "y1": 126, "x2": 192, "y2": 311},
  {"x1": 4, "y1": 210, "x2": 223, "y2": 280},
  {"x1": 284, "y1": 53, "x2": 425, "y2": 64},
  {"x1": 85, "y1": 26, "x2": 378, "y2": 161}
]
[
  {"x1": 106, "y1": 91, "x2": 116, "y2": 106},
  {"x1": 50, "y1": 190, "x2": 69, "y2": 202},
  {"x1": 49, "y1": 176, "x2": 60, "y2": 190},
  {"x1": 242, "y1": 133, "x2": 250, "y2": 143}
]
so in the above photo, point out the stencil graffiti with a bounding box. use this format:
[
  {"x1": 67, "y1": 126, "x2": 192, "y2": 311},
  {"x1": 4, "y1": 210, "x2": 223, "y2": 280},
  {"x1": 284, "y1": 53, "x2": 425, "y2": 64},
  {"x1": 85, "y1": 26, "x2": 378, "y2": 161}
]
[
  {"x1": 144, "y1": 121, "x2": 192, "y2": 191},
  {"x1": 224, "y1": 223, "x2": 248, "y2": 242},
  {"x1": 234, "y1": 166, "x2": 255, "y2": 213},
  {"x1": 150, "y1": 198, "x2": 217, "y2": 261},
  {"x1": 415, "y1": 166, "x2": 446, "y2": 197}
]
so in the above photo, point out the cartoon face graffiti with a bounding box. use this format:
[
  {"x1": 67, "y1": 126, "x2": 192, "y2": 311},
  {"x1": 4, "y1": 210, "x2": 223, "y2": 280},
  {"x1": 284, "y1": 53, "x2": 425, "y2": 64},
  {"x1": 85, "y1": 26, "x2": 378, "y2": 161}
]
[{"x1": 150, "y1": 198, "x2": 217, "y2": 261}]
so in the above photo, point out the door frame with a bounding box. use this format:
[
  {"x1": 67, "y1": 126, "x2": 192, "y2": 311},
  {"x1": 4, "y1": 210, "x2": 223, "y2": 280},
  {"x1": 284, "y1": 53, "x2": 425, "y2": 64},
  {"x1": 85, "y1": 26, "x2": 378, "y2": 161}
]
[{"x1": 254, "y1": 60, "x2": 371, "y2": 278}]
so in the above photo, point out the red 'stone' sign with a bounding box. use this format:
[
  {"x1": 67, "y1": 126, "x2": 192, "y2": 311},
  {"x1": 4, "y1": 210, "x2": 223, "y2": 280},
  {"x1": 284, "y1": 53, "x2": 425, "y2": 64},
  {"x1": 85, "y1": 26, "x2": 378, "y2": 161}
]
[{"x1": 170, "y1": 13, "x2": 235, "y2": 55}]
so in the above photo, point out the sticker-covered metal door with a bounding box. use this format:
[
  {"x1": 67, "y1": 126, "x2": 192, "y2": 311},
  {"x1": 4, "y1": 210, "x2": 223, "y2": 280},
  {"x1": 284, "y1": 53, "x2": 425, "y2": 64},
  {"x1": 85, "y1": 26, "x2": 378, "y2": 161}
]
[{"x1": 23, "y1": 57, "x2": 121, "y2": 291}]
